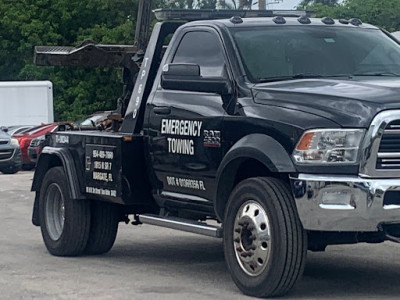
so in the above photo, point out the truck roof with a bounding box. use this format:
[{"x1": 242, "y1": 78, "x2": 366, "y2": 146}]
[
  {"x1": 182, "y1": 17, "x2": 378, "y2": 30},
  {"x1": 154, "y1": 8, "x2": 377, "y2": 30}
]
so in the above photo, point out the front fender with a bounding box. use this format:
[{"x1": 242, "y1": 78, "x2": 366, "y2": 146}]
[
  {"x1": 219, "y1": 134, "x2": 296, "y2": 175},
  {"x1": 214, "y1": 134, "x2": 296, "y2": 220}
]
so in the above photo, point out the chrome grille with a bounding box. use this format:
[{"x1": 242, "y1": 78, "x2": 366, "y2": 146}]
[
  {"x1": 377, "y1": 121, "x2": 400, "y2": 169},
  {"x1": 359, "y1": 110, "x2": 400, "y2": 178},
  {"x1": 0, "y1": 139, "x2": 9, "y2": 145},
  {"x1": 0, "y1": 149, "x2": 14, "y2": 160}
]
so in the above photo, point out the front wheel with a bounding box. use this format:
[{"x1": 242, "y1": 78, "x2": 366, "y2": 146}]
[
  {"x1": 0, "y1": 165, "x2": 20, "y2": 174},
  {"x1": 39, "y1": 167, "x2": 91, "y2": 256},
  {"x1": 223, "y1": 177, "x2": 307, "y2": 298}
]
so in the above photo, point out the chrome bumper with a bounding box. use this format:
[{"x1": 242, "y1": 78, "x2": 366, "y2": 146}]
[{"x1": 290, "y1": 174, "x2": 400, "y2": 232}]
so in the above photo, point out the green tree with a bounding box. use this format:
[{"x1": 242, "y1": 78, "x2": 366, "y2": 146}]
[
  {"x1": 299, "y1": 0, "x2": 400, "y2": 32},
  {"x1": 299, "y1": 0, "x2": 339, "y2": 7},
  {"x1": 159, "y1": 0, "x2": 233, "y2": 9},
  {"x1": 0, "y1": 0, "x2": 139, "y2": 121},
  {"x1": 340, "y1": 0, "x2": 400, "y2": 32}
]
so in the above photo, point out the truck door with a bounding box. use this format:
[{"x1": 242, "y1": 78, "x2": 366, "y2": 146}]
[{"x1": 146, "y1": 28, "x2": 230, "y2": 205}]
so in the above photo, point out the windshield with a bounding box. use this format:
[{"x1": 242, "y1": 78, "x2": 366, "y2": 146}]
[{"x1": 230, "y1": 26, "x2": 400, "y2": 82}]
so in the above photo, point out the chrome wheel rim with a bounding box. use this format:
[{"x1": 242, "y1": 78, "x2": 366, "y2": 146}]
[
  {"x1": 233, "y1": 200, "x2": 271, "y2": 276},
  {"x1": 44, "y1": 183, "x2": 65, "y2": 241}
]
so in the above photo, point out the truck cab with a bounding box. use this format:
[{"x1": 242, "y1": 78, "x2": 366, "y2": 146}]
[{"x1": 31, "y1": 10, "x2": 400, "y2": 298}]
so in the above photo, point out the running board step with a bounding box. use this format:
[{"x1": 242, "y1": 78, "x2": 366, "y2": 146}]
[{"x1": 138, "y1": 214, "x2": 223, "y2": 238}]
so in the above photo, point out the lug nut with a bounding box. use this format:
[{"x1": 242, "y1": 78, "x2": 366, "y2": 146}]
[
  {"x1": 238, "y1": 220, "x2": 249, "y2": 226},
  {"x1": 240, "y1": 251, "x2": 251, "y2": 258},
  {"x1": 240, "y1": 251, "x2": 254, "y2": 258},
  {"x1": 250, "y1": 262, "x2": 258, "y2": 270},
  {"x1": 249, "y1": 235, "x2": 257, "y2": 241}
]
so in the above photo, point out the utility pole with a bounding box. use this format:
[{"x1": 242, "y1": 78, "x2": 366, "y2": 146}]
[
  {"x1": 259, "y1": 0, "x2": 266, "y2": 9},
  {"x1": 134, "y1": 0, "x2": 153, "y2": 51}
]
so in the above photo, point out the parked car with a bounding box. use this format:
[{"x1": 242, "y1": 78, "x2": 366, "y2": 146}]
[
  {"x1": 0, "y1": 127, "x2": 22, "y2": 174},
  {"x1": 28, "y1": 135, "x2": 46, "y2": 163},
  {"x1": 14, "y1": 122, "x2": 73, "y2": 168},
  {"x1": 7, "y1": 125, "x2": 36, "y2": 136}
]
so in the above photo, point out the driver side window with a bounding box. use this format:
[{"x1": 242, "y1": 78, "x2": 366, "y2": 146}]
[{"x1": 172, "y1": 31, "x2": 226, "y2": 77}]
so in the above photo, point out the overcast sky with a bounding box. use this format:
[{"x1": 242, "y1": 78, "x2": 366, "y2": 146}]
[{"x1": 265, "y1": 0, "x2": 302, "y2": 9}]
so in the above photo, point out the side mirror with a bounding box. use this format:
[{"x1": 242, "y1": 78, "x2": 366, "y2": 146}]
[
  {"x1": 161, "y1": 63, "x2": 232, "y2": 95},
  {"x1": 1, "y1": 126, "x2": 8, "y2": 133}
]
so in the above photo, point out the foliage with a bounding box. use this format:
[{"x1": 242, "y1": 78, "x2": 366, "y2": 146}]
[
  {"x1": 0, "y1": 0, "x2": 138, "y2": 121},
  {"x1": 341, "y1": 0, "x2": 400, "y2": 32},
  {"x1": 299, "y1": 0, "x2": 339, "y2": 8},
  {"x1": 2, "y1": 0, "x2": 400, "y2": 122},
  {"x1": 159, "y1": 0, "x2": 233, "y2": 9},
  {"x1": 300, "y1": 0, "x2": 400, "y2": 32}
]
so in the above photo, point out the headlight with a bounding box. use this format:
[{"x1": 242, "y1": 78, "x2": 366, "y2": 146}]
[
  {"x1": 292, "y1": 129, "x2": 365, "y2": 164},
  {"x1": 10, "y1": 138, "x2": 19, "y2": 146}
]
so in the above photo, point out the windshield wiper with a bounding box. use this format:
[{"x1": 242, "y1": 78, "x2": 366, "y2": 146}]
[
  {"x1": 257, "y1": 73, "x2": 350, "y2": 83},
  {"x1": 258, "y1": 74, "x2": 323, "y2": 83},
  {"x1": 352, "y1": 72, "x2": 400, "y2": 77}
]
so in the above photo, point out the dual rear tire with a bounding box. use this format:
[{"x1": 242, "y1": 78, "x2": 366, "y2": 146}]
[{"x1": 39, "y1": 167, "x2": 120, "y2": 256}]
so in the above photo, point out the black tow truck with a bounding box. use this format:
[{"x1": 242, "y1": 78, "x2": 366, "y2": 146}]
[{"x1": 32, "y1": 8, "x2": 400, "y2": 298}]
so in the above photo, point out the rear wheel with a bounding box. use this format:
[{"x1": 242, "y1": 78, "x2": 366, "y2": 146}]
[
  {"x1": 39, "y1": 167, "x2": 91, "y2": 256},
  {"x1": 84, "y1": 201, "x2": 120, "y2": 255},
  {"x1": 223, "y1": 177, "x2": 307, "y2": 298}
]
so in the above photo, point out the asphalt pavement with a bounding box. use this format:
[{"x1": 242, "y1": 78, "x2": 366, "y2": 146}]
[{"x1": 1, "y1": 171, "x2": 400, "y2": 299}]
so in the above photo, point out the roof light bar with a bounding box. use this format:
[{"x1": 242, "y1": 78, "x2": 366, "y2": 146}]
[{"x1": 153, "y1": 9, "x2": 314, "y2": 21}]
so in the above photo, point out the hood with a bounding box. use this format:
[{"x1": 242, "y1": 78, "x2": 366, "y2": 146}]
[
  {"x1": 252, "y1": 77, "x2": 400, "y2": 127},
  {"x1": 0, "y1": 131, "x2": 10, "y2": 140}
]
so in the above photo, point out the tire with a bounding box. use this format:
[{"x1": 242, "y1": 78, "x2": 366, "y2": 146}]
[
  {"x1": 0, "y1": 165, "x2": 20, "y2": 174},
  {"x1": 39, "y1": 167, "x2": 91, "y2": 256},
  {"x1": 83, "y1": 201, "x2": 120, "y2": 255},
  {"x1": 223, "y1": 177, "x2": 307, "y2": 298}
]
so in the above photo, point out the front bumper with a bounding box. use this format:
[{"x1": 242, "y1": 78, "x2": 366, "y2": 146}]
[
  {"x1": 28, "y1": 146, "x2": 38, "y2": 163},
  {"x1": 290, "y1": 174, "x2": 400, "y2": 232}
]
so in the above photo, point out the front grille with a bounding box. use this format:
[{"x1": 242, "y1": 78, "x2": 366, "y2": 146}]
[
  {"x1": 30, "y1": 139, "x2": 39, "y2": 147},
  {"x1": 377, "y1": 120, "x2": 400, "y2": 169},
  {"x1": 359, "y1": 110, "x2": 400, "y2": 177},
  {"x1": 0, "y1": 139, "x2": 9, "y2": 145},
  {"x1": 0, "y1": 149, "x2": 14, "y2": 160}
]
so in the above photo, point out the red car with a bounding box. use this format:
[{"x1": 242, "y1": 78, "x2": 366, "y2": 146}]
[{"x1": 13, "y1": 122, "x2": 73, "y2": 169}]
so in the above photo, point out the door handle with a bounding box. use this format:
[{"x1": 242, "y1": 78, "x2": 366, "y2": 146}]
[{"x1": 153, "y1": 107, "x2": 171, "y2": 115}]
